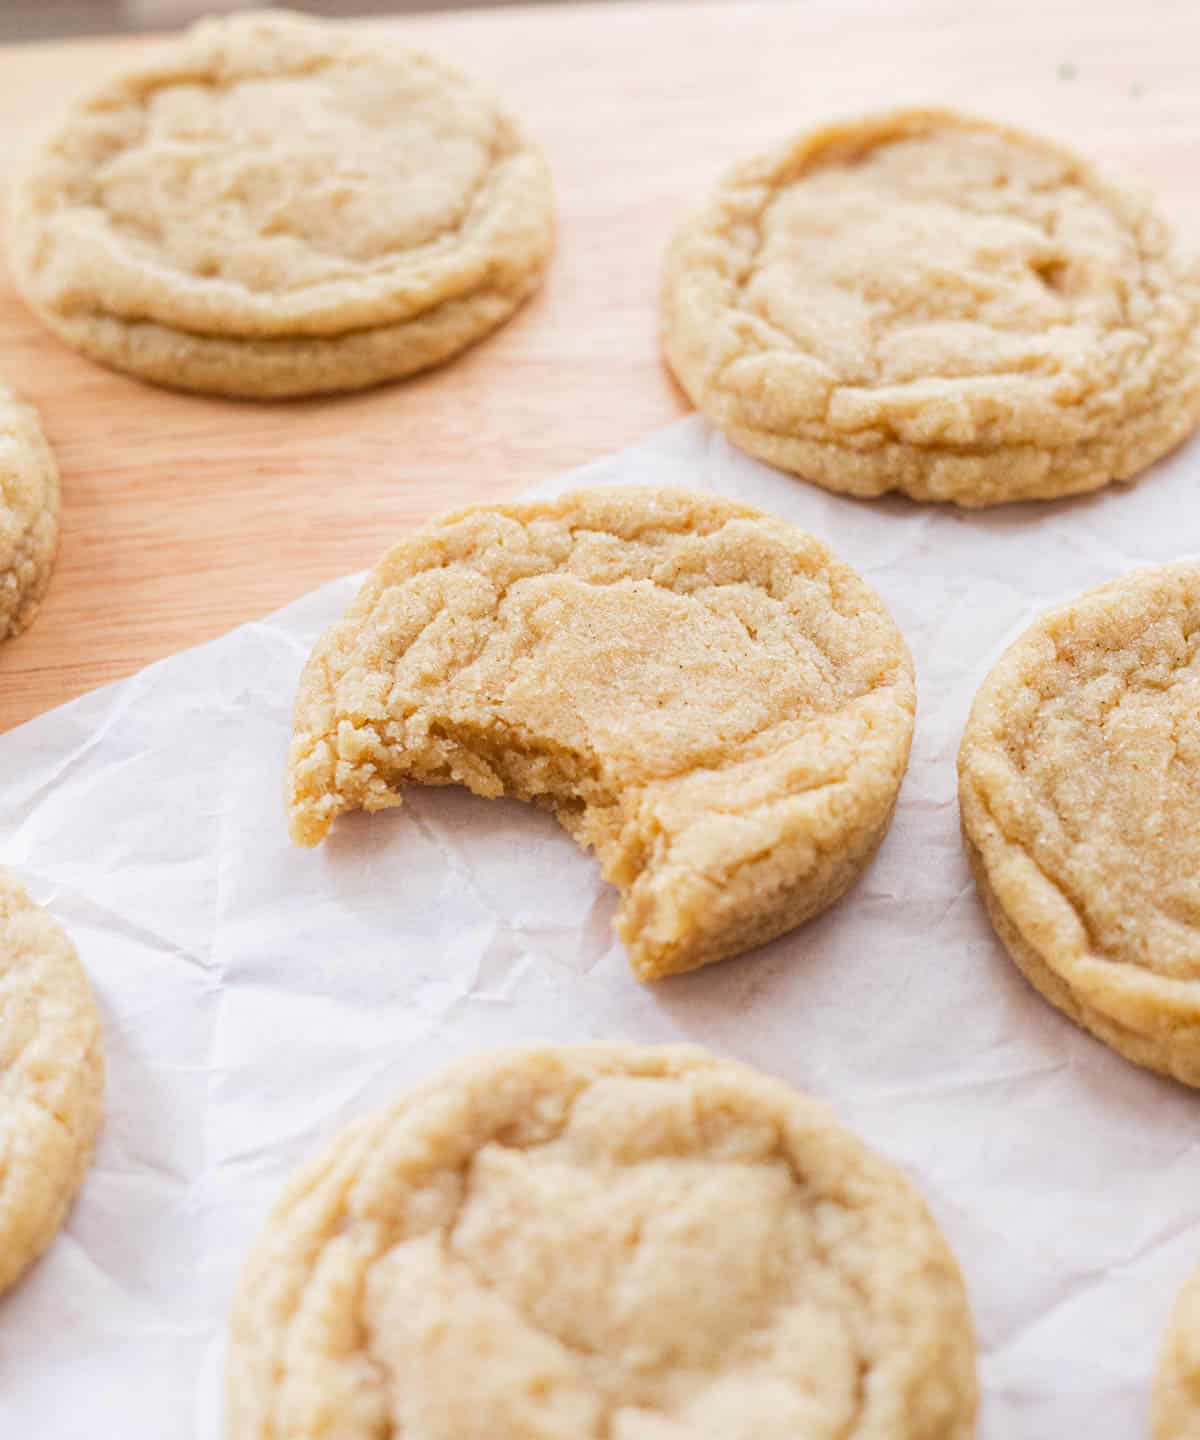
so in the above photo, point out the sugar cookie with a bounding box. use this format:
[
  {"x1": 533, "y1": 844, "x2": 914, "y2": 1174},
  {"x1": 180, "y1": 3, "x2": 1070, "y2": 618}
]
[
  {"x1": 9, "y1": 11, "x2": 554, "y2": 398},
  {"x1": 0, "y1": 872, "x2": 103, "y2": 1295},
  {"x1": 287, "y1": 487, "x2": 915, "y2": 979},
  {"x1": 227, "y1": 1044, "x2": 977, "y2": 1440},
  {"x1": 960, "y1": 563, "x2": 1200, "y2": 1082},
  {"x1": 663, "y1": 110, "x2": 1200, "y2": 506}
]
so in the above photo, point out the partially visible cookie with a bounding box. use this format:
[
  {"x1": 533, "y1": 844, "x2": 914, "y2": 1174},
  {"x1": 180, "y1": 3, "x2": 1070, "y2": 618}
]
[
  {"x1": 959, "y1": 563, "x2": 1200, "y2": 1083},
  {"x1": 0, "y1": 384, "x2": 59, "y2": 642},
  {"x1": 0, "y1": 871, "x2": 104, "y2": 1296},
  {"x1": 8, "y1": 10, "x2": 554, "y2": 398},
  {"x1": 1155, "y1": 1263, "x2": 1200, "y2": 1439},
  {"x1": 226, "y1": 1043, "x2": 977, "y2": 1440},
  {"x1": 286, "y1": 486, "x2": 915, "y2": 980},
  {"x1": 662, "y1": 108, "x2": 1200, "y2": 506}
]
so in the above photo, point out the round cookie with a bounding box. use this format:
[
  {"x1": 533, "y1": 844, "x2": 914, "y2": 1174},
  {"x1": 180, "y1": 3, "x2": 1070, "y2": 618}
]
[
  {"x1": 7, "y1": 10, "x2": 554, "y2": 399},
  {"x1": 959, "y1": 563, "x2": 1200, "y2": 1083},
  {"x1": 0, "y1": 871, "x2": 104, "y2": 1296},
  {"x1": 662, "y1": 108, "x2": 1200, "y2": 507},
  {"x1": 1155, "y1": 1263, "x2": 1200, "y2": 1438},
  {"x1": 226, "y1": 1043, "x2": 977, "y2": 1440},
  {"x1": 286, "y1": 486, "x2": 916, "y2": 980},
  {"x1": 0, "y1": 383, "x2": 59, "y2": 642}
]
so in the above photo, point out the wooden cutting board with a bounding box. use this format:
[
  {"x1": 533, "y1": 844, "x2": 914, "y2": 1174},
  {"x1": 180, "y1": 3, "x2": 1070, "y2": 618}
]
[{"x1": 1, "y1": 0, "x2": 1198, "y2": 734}]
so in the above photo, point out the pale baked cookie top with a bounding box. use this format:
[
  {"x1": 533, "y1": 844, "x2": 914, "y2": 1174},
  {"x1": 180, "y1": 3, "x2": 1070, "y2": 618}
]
[
  {"x1": 1155, "y1": 1262, "x2": 1200, "y2": 1439},
  {"x1": 8, "y1": 10, "x2": 553, "y2": 344},
  {"x1": 287, "y1": 487, "x2": 915, "y2": 979},
  {"x1": 0, "y1": 871, "x2": 104, "y2": 1295},
  {"x1": 663, "y1": 109, "x2": 1200, "y2": 506},
  {"x1": 226, "y1": 1044, "x2": 976, "y2": 1440},
  {"x1": 959, "y1": 563, "x2": 1200, "y2": 1083},
  {"x1": 0, "y1": 383, "x2": 59, "y2": 643}
]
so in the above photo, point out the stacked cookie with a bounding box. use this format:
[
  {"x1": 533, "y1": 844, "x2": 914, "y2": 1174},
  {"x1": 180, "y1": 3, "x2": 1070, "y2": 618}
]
[{"x1": 7, "y1": 10, "x2": 554, "y2": 400}]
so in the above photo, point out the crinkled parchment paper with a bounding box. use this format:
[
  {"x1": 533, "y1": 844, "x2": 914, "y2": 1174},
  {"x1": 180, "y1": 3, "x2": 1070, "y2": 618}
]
[{"x1": 2, "y1": 417, "x2": 1199, "y2": 1435}]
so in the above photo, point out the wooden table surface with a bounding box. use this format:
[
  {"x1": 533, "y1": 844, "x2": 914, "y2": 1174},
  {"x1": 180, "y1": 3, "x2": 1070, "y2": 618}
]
[{"x1": 1, "y1": 0, "x2": 1198, "y2": 734}]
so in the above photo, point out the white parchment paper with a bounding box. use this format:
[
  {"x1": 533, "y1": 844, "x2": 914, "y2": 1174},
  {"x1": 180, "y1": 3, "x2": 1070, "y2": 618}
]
[{"x1": 2, "y1": 417, "x2": 1199, "y2": 1436}]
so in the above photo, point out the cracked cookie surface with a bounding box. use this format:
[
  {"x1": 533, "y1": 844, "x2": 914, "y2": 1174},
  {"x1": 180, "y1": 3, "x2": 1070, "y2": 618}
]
[
  {"x1": 226, "y1": 1043, "x2": 977, "y2": 1440},
  {"x1": 662, "y1": 109, "x2": 1200, "y2": 506},
  {"x1": 959, "y1": 563, "x2": 1200, "y2": 1082},
  {"x1": 0, "y1": 871, "x2": 104, "y2": 1296},
  {"x1": 0, "y1": 383, "x2": 59, "y2": 643},
  {"x1": 286, "y1": 486, "x2": 915, "y2": 979},
  {"x1": 7, "y1": 9, "x2": 554, "y2": 397}
]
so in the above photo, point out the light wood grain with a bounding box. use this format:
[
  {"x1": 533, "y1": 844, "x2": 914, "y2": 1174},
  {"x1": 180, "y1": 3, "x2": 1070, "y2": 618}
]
[{"x1": 1, "y1": 0, "x2": 1199, "y2": 734}]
